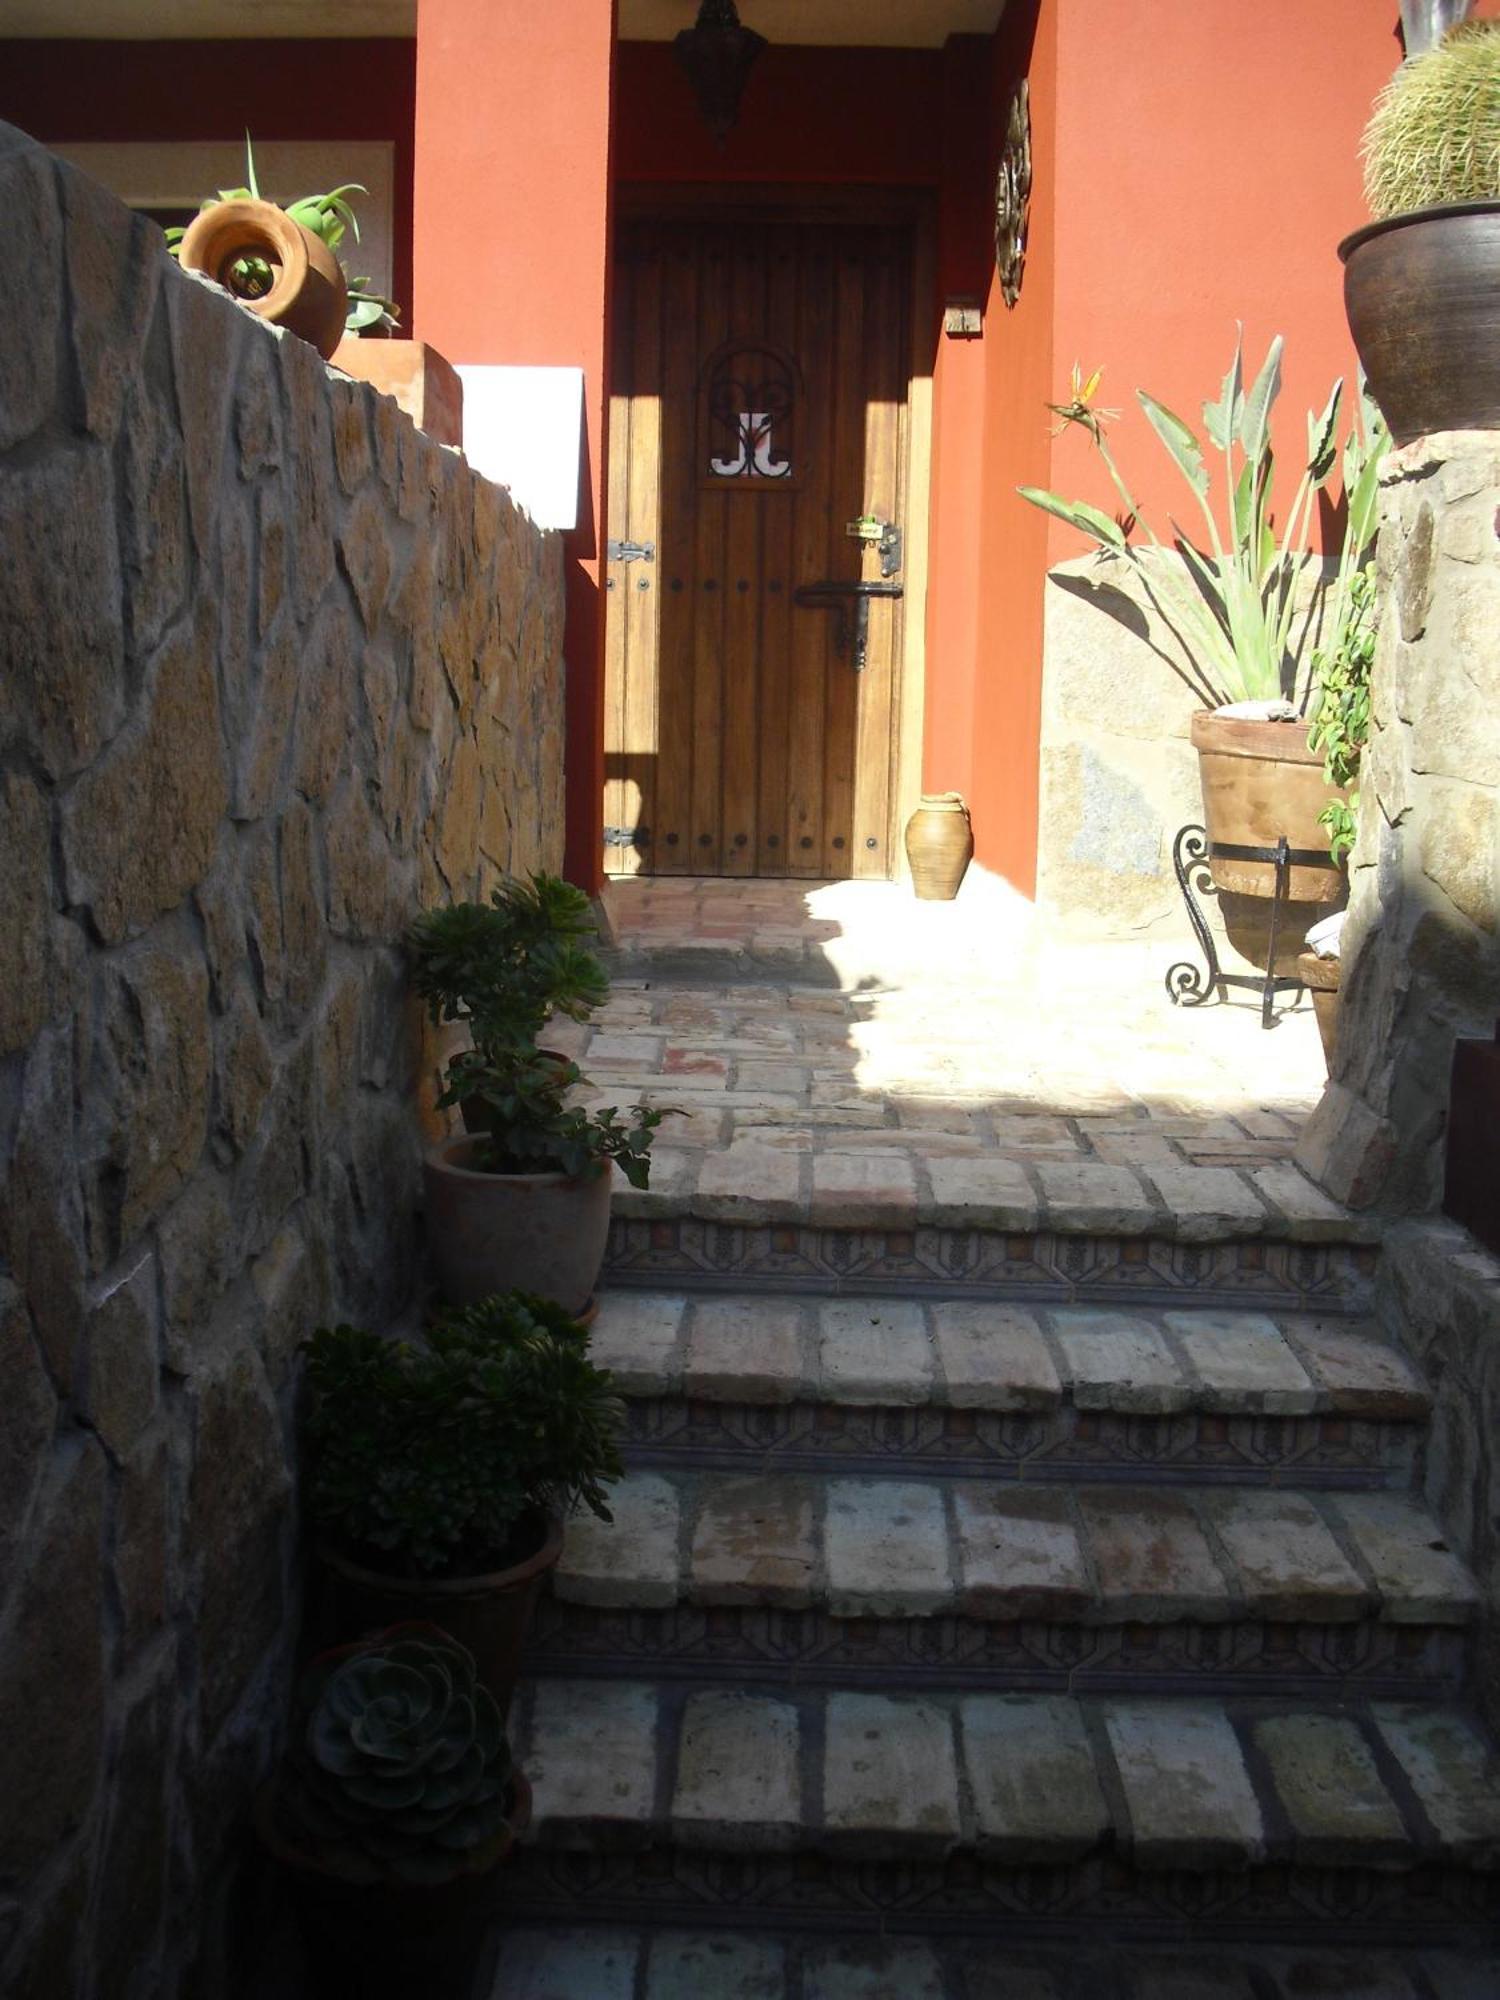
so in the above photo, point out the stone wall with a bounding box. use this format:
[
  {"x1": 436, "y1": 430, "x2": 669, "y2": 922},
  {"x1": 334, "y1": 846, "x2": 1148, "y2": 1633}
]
[
  {"x1": 0, "y1": 125, "x2": 565, "y2": 2000},
  {"x1": 1296, "y1": 434, "x2": 1500, "y2": 1211},
  {"x1": 1379, "y1": 1220, "x2": 1500, "y2": 1730}
]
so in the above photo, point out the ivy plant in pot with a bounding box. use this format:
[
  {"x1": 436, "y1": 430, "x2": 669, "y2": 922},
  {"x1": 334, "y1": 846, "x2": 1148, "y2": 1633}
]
[
  {"x1": 1019, "y1": 340, "x2": 1386, "y2": 952},
  {"x1": 1340, "y1": 16, "x2": 1500, "y2": 444},
  {"x1": 410, "y1": 872, "x2": 668, "y2": 1314},
  {"x1": 256, "y1": 1623, "x2": 529, "y2": 2000},
  {"x1": 303, "y1": 1293, "x2": 622, "y2": 1711}
]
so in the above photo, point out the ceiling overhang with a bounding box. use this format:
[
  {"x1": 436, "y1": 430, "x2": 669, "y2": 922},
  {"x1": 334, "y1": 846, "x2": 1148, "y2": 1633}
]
[{"x1": 2, "y1": 0, "x2": 1004, "y2": 45}]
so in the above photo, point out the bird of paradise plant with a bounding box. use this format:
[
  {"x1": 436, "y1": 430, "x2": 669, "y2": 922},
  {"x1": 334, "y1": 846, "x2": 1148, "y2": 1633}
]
[{"x1": 1019, "y1": 335, "x2": 1386, "y2": 712}]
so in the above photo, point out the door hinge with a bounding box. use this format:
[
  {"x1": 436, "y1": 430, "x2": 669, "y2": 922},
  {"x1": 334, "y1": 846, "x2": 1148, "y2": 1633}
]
[
  {"x1": 603, "y1": 825, "x2": 651, "y2": 849},
  {"x1": 607, "y1": 539, "x2": 656, "y2": 563}
]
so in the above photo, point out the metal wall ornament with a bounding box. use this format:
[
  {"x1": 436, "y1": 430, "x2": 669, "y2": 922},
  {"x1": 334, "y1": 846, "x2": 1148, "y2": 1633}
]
[
  {"x1": 994, "y1": 77, "x2": 1032, "y2": 309},
  {"x1": 704, "y1": 344, "x2": 795, "y2": 480}
]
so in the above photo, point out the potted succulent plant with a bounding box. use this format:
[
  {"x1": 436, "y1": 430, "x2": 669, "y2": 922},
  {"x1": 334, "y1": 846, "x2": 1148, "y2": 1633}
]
[
  {"x1": 1340, "y1": 16, "x2": 1500, "y2": 444},
  {"x1": 410, "y1": 873, "x2": 668, "y2": 1314},
  {"x1": 1019, "y1": 340, "x2": 1386, "y2": 912},
  {"x1": 167, "y1": 138, "x2": 398, "y2": 361},
  {"x1": 303, "y1": 1294, "x2": 622, "y2": 1709},
  {"x1": 256, "y1": 1624, "x2": 529, "y2": 2000}
]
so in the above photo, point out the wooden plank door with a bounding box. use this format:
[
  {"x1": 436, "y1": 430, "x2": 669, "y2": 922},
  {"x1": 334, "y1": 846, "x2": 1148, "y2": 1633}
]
[{"x1": 604, "y1": 213, "x2": 913, "y2": 879}]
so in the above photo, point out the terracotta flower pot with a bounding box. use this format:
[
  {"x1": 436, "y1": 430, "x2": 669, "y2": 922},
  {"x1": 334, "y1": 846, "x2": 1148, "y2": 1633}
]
[
  {"x1": 423, "y1": 1134, "x2": 612, "y2": 1315},
  {"x1": 178, "y1": 197, "x2": 349, "y2": 360},
  {"x1": 330, "y1": 336, "x2": 463, "y2": 446},
  {"x1": 318, "y1": 1515, "x2": 563, "y2": 1717},
  {"x1": 904, "y1": 792, "x2": 974, "y2": 900},
  {"x1": 1340, "y1": 202, "x2": 1500, "y2": 447},
  {"x1": 1296, "y1": 950, "x2": 1341, "y2": 1072},
  {"x1": 255, "y1": 1771, "x2": 531, "y2": 2000},
  {"x1": 1190, "y1": 711, "x2": 1345, "y2": 904}
]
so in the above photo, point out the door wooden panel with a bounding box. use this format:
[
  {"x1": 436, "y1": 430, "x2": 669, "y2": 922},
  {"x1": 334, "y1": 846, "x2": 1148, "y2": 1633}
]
[{"x1": 605, "y1": 214, "x2": 913, "y2": 879}]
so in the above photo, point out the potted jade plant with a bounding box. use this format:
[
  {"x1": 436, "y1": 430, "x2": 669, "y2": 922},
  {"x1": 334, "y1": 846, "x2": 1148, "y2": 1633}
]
[
  {"x1": 1019, "y1": 339, "x2": 1386, "y2": 918},
  {"x1": 1340, "y1": 15, "x2": 1500, "y2": 444},
  {"x1": 256, "y1": 1624, "x2": 529, "y2": 2000},
  {"x1": 410, "y1": 872, "x2": 668, "y2": 1314},
  {"x1": 167, "y1": 138, "x2": 398, "y2": 361},
  {"x1": 303, "y1": 1294, "x2": 622, "y2": 1710}
]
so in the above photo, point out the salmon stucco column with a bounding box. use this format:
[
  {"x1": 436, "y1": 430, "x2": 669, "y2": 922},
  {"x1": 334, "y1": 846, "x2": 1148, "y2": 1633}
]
[{"x1": 413, "y1": 0, "x2": 618, "y2": 891}]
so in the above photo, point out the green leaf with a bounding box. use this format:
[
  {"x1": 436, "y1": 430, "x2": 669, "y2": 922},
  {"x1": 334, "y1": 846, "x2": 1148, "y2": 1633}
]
[
  {"x1": 1238, "y1": 336, "x2": 1284, "y2": 467},
  {"x1": 1015, "y1": 486, "x2": 1126, "y2": 548},
  {"x1": 1137, "y1": 394, "x2": 1208, "y2": 498},
  {"x1": 1202, "y1": 328, "x2": 1244, "y2": 452},
  {"x1": 1305, "y1": 379, "x2": 1343, "y2": 482}
]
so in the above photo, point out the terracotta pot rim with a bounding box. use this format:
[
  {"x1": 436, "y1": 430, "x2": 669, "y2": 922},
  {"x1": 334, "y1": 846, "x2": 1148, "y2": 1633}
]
[
  {"x1": 426, "y1": 1133, "x2": 607, "y2": 1190},
  {"x1": 1190, "y1": 709, "x2": 1322, "y2": 766},
  {"x1": 318, "y1": 1513, "x2": 566, "y2": 1600},
  {"x1": 254, "y1": 1768, "x2": 533, "y2": 1887},
  {"x1": 1339, "y1": 199, "x2": 1500, "y2": 263}
]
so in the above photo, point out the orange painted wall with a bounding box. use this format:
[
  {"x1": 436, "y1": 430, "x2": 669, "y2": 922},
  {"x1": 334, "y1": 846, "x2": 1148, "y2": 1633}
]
[
  {"x1": 1039, "y1": 0, "x2": 1399, "y2": 570},
  {"x1": 413, "y1": 0, "x2": 617, "y2": 891},
  {"x1": 925, "y1": 0, "x2": 1407, "y2": 896}
]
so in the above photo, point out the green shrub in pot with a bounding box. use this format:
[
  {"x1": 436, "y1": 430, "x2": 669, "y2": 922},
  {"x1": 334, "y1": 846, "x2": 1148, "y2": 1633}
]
[{"x1": 304, "y1": 1295, "x2": 623, "y2": 1707}]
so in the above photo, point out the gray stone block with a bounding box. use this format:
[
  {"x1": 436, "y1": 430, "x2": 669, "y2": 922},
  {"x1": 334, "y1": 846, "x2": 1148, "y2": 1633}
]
[
  {"x1": 1332, "y1": 1492, "x2": 1479, "y2": 1623},
  {"x1": 519, "y1": 1680, "x2": 660, "y2": 1847},
  {"x1": 670, "y1": 1691, "x2": 802, "y2": 1851},
  {"x1": 688, "y1": 1473, "x2": 817, "y2": 1609},
  {"x1": 583, "y1": 1291, "x2": 689, "y2": 1395},
  {"x1": 803, "y1": 1939, "x2": 948, "y2": 2000},
  {"x1": 1255, "y1": 1714, "x2": 1408, "y2": 1864},
  {"x1": 1204, "y1": 1489, "x2": 1368, "y2": 1623},
  {"x1": 645, "y1": 1933, "x2": 786, "y2": 2000},
  {"x1": 683, "y1": 1295, "x2": 811, "y2": 1401},
  {"x1": 960, "y1": 1695, "x2": 1108, "y2": 1860},
  {"x1": 1055, "y1": 1311, "x2": 1192, "y2": 1413},
  {"x1": 817, "y1": 1299, "x2": 933, "y2": 1404},
  {"x1": 931, "y1": 1301, "x2": 1060, "y2": 1410},
  {"x1": 554, "y1": 1470, "x2": 681, "y2": 1610},
  {"x1": 1105, "y1": 1701, "x2": 1265, "y2": 1868},
  {"x1": 1077, "y1": 1488, "x2": 1231, "y2": 1622},
  {"x1": 1373, "y1": 1705, "x2": 1500, "y2": 1865},
  {"x1": 1163, "y1": 1310, "x2": 1315, "y2": 1413},
  {"x1": 821, "y1": 1693, "x2": 961, "y2": 1857},
  {"x1": 823, "y1": 1478, "x2": 953, "y2": 1617},
  {"x1": 490, "y1": 1929, "x2": 640, "y2": 2000},
  {"x1": 952, "y1": 1486, "x2": 1093, "y2": 1620}
]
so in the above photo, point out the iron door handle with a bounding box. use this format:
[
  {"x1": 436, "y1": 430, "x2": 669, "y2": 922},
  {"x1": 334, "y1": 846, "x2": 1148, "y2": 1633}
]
[{"x1": 793, "y1": 580, "x2": 904, "y2": 672}]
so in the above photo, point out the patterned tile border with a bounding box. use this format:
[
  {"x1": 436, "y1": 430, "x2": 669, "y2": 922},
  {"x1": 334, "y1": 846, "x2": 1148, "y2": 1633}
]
[
  {"x1": 524, "y1": 1602, "x2": 1465, "y2": 1700},
  {"x1": 605, "y1": 1220, "x2": 1379, "y2": 1311},
  {"x1": 622, "y1": 1402, "x2": 1416, "y2": 1486},
  {"x1": 500, "y1": 1847, "x2": 1497, "y2": 1941}
]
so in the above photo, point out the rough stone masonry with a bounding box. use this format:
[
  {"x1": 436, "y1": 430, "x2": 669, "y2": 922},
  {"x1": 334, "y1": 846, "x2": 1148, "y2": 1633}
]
[{"x1": 0, "y1": 124, "x2": 564, "y2": 1999}]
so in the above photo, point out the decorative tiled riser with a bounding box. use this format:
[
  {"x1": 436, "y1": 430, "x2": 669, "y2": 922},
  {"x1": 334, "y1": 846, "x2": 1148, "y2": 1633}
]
[
  {"x1": 526, "y1": 1602, "x2": 1464, "y2": 1698},
  {"x1": 604, "y1": 1221, "x2": 1377, "y2": 1311},
  {"x1": 623, "y1": 1403, "x2": 1416, "y2": 1486},
  {"x1": 501, "y1": 1849, "x2": 1496, "y2": 1940}
]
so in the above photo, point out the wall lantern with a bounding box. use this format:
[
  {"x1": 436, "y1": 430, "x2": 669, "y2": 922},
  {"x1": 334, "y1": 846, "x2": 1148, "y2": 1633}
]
[{"x1": 674, "y1": 0, "x2": 767, "y2": 144}]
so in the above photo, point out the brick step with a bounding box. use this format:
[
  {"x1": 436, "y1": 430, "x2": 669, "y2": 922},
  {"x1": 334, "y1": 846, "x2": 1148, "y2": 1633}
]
[
  {"x1": 533, "y1": 1471, "x2": 1474, "y2": 1695},
  {"x1": 592, "y1": 1293, "x2": 1428, "y2": 1481},
  {"x1": 603, "y1": 1218, "x2": 1377, "y2": 1314},
  {"x1": 491, "y1": 1925, "x2": 1500, "y2": 2000},
  {"x1": 504, "y1": 1683, "x2": 1500, "y2": 1940}
]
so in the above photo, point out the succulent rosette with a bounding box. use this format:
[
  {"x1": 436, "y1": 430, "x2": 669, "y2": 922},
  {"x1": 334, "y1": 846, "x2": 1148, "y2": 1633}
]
[{"x1": 277, "y1": 1624, "x2": 515, "y2": 1885}]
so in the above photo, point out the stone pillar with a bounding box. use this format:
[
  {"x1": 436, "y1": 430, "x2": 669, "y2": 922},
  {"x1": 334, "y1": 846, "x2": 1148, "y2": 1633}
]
[
  {"x1": 1296, "y1": 433, "x2": 1500, "y2": 1211},
  {"x1": 412, "y1": 0, "x2": 617, "y2": 892}
]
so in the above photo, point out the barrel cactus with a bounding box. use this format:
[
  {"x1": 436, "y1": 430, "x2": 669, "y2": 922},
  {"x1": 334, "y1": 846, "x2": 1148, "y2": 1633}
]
[
  {"x1": 276, "y1": 1625, "x2": 516, "y2": 1885},
  {"x1": 1362, "y1": 20, "x2": 1500, "y2": 219}
]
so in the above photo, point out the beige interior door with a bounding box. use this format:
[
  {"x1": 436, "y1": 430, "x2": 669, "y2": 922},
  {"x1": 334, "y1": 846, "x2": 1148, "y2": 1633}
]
[{"x1": 604, "y1": 211, "x2": 913, "y2": 879}]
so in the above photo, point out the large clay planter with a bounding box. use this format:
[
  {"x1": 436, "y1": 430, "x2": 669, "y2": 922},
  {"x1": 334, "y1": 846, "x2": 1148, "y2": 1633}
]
[
  {"x1": 904, "y1": 792, "x2": 974, "y2": 900},
  {"x1": 1340, "y1": 202, "x2": 1500, "y2": 447},
  {"x1": 256, "y1": 1770, "x2": 531, "y2": 2000},
  {"x1": 318, "y1": 1514, "x2": 563, "y2": 1717},
  {"x1": 423, "y1": 1134, "x2": 611, "y2": 1314},
  {"x1": 178, "y1": 198, "x2": 348, "y2": 360},
  {"x1": 1296, "y1": 950, "x2": 1340, "y2": 1071},
  {"x1": 331, "y1": 337, "x2": 463, "y2": 446},
  {"x1": 1190, "y1": 712, "x2": 1345, "y2": 905}
]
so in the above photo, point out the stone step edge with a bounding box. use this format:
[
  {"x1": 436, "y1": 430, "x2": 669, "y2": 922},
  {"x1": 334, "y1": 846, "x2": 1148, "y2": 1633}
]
[
  {"x1": 490, "y1": 1924, "x2": 1500, "y2": 2000},
  {"x1": 556, "y1": 1469, "x2": 1478, "y2": 1630},
  {"x1": 511, "y1": 1680, "x2": 1500, "y2": 1875},
  {"x1": 589, "y1": 1293, "x2": 1428, "y2": 1421},
  {"x1": 606, "y1": 1170, "x2": 1381, "y2": 1247}
]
